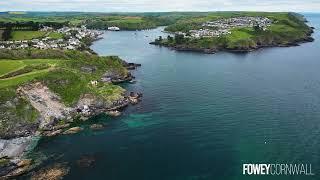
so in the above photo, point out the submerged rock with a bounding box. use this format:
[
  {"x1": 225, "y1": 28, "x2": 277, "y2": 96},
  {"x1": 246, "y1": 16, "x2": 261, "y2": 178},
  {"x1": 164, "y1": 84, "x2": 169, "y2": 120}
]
[
  {"x1": 76, "y1": 155, "x2": 96, "y2": 168},
  {"x1": 90, "y1": 124, "x2": 104, "y2": 130},
  {"x1": 30, "y1": 163, "x2": 69, "y2": 180}
]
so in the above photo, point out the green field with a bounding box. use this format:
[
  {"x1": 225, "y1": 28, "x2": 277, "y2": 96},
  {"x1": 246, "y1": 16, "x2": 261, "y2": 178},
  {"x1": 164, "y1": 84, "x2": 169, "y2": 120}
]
[
  {"x1": 0, "y1": 12, "x2": 173, "y2": 31},
  {"x1": 0, "y1": 60, "x2": 25, "y2": 76},
  {"x1": 0, "y1": 68, "x2": 50, "y2": 88},
  {"x1": 48, "y1": 32, "x2": 64, "y2": 39},
  {"x1": 10, "y1": 30, "x2": 47, "y2": 40},
  {"x1": 0, "y1": 59, "x2": 64, "y2": 87}
]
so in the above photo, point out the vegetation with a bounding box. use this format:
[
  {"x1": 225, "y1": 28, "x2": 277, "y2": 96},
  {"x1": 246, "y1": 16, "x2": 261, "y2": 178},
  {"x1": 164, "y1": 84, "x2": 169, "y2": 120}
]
[
  {"x1": 48, "y1": 32, "x2": 64, "y2": 39},
  {"x1": 152, "y1": 12, "x2": 314, "y2": 51},
  {"x1": 0, "y1": 49, "x2": 127, "y2": 104},
  {"x1": 10, "y1": 30, "x2": 47, "y2": 40},
  {"x1": 85, "y1": 16, "x2": 172, "y2": 30},
  {"x1": 0, "y1": 49, "x2": 129, "y2": 136},
  {"x1": 0, "y1": 12, "x2": 175, "y2": 32}
]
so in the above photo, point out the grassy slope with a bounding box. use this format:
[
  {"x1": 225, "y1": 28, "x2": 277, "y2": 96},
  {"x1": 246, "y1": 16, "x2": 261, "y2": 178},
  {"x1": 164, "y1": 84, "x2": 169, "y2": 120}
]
[
  {"x1": 10, "y1": 30, "x2": 47, "y2": 40},
  {"x1": 0, "y1": 49, "x2": 127, "y2": 106},
  {"x1": 0, "y1": 12, "x2": 173, "y2": 31},
  {"x1": 0, "y1": 49, "x2": 128, "y2": 137},
  {"x1": 48, "y1": 32, "x2": 64, "y2": 39},
  {"x1": 0, "y1": 60, "x2": 25, "y2": 76}
]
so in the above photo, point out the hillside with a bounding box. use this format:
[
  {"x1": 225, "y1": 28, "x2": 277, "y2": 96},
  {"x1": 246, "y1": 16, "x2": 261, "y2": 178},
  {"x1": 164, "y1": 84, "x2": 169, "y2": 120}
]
[
  {"x1": 0, "y1": 49, "x2": 133, "y2": 139},
  {"x1": 0, "y1": 12, "x2": 173, "y2": 32},
  {"x1": 150, "y1": 12, "x2": 315, "y2": 53}
]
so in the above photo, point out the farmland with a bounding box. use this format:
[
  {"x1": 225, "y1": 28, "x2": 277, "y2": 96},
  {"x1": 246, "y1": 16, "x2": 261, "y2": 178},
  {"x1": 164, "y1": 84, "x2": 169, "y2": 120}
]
[{"x1": 10, "y1": 31, "x2": 47, "y2": 40}]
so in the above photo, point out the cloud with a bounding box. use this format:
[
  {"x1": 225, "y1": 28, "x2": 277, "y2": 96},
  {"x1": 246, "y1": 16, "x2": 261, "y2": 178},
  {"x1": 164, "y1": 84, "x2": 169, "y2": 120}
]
[{"x1": 0, "y1": 0, "x2": 319, "y2": 12}]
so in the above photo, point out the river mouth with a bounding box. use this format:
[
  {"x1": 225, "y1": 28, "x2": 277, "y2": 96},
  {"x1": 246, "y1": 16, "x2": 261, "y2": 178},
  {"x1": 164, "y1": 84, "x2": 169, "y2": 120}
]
[{"x1": 25, "y1": 14, "x2": 320, "y2": 180}]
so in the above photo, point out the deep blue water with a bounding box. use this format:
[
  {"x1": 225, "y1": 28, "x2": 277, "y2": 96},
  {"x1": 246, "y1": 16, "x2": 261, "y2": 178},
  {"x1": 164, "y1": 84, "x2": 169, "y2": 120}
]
[{"x1": 30, "y1": 14, "x2": 320, "y2": 180}]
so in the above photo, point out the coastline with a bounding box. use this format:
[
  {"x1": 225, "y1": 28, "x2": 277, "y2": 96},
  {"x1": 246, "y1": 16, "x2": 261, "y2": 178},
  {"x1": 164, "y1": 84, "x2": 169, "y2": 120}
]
[
  {"x1": 0, "y1": 35, "x2": 143, "y2": 178},
  {"x1": 150, "y1": 28, "x2": 315, "y2": 54}
]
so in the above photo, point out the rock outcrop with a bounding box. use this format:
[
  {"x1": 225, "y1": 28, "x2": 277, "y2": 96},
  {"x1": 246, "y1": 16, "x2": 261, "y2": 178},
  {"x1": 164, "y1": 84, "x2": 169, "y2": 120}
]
[
  {"x1": 17, "y1": 82, "x2": 72, "y2": 128},
  {"x1": 63, "y1": 127, "x2": 83, "y2": 135}
]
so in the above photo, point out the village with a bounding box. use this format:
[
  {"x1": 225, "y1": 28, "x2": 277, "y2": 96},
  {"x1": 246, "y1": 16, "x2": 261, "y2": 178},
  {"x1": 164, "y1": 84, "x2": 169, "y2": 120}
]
[
  {"x1": 0, "y1": 26, "x2": 103, "y2": 50},
  {"x1": 188, "y1": 16, "x2": 273, "y2": 38}
]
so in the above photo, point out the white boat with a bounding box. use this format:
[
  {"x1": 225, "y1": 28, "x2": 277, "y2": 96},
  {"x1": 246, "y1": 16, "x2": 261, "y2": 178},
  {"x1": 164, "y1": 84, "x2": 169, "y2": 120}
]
[{"x1": 107, "y1": 26, "x2": 120, "y2": 31}]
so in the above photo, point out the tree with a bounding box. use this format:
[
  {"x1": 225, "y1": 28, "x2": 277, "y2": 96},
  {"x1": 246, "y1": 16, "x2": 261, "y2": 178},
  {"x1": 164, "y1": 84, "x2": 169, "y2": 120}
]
[
  {"x1": 2, "y1": 28, "x2": 12, "y2": 41},
  {"x1": 253, "y1": 24, "x2": 263, "y2": 32},
  {"x1": 174, "y1": 34, "x2": 185, "y2": 44},
  {"x1": 167, "y1": 35, "x2": 173, "y2": 43}
]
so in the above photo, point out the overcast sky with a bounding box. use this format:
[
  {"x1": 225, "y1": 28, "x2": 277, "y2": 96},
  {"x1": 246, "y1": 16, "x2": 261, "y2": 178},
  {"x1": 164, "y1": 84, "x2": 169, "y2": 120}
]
[{"x1": 1, "y1": 0, "x2": 320, "y2": 12}]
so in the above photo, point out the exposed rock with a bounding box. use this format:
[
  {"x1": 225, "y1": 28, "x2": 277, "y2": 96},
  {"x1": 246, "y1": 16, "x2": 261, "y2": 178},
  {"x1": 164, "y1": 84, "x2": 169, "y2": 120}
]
[
  {"x1": 41, "y1": 123, "x2": 70, "y2": 137},
  {"x1": 5, "y1": 159, "x2": 32, "y2": 177},
  {"x1": 0, "y1": 97, "x2": 40, "y2": 139},
  {"x1": 102, "y1": 70, "x2": 134, "y2": 84},
  {"x1": 107, "y1": 98, "x2": 129, "y2": 111},
  {"x1": 41, "y1": 123, "x2": 70, "y2": 132},
  {"x1": 42, "y1": 129, "x2": 63, "y2": 137},
  {"x1": 128, "y1": 92, "x2": 142, "y2": 105},
  {"x1": 63, "y1": 127, "x2": 83, "y2": 135},
  {"x1": 90, "y1": 124, "x2": 104, "y2": 130},
  {"x1": 77, "y1": 93, "x2": 129, "y2": 116},
  {"x1": 0, "y1": 136, "x2": 33, "y2": 158},
  {"x1": 0, "y1": 158, "x2": 16, "y2": 177},
  {"x1": 129, "y1": 97, "x2": 139, "y2": 105},
  {"x1": 79, "y1": 116, "x2": 89, "y2": 121},
  {"x1": 30, "y1": 163, "x2": 69, "y2": 180},
  {"x1": 124, "y1": 62, "x2": 142, "y2": 70},
  {"x1": 17, "y1": 159, "x2": 32, "y2": 167},
  {"x1": 17, "y1": 82, "x2": 72, "y2": 128},
  {"x1": 106, "y1": 110, "x2": 121, "y2": 117},
  {"x1": 80, "y1": 66, "x2": 97, "y2": 73},
  {"x1": 0, "y1": 158, "x2": 32, "y2": 178}
]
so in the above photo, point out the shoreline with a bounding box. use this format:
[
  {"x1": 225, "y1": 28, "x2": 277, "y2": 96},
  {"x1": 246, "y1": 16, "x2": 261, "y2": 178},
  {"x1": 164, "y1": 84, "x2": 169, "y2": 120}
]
[
  {"x1": 150, "y1": 31, "x2": 315, "y2": 54},
  {"x1": 0, "y1": 33, "x2": 143, "y2": 178}
]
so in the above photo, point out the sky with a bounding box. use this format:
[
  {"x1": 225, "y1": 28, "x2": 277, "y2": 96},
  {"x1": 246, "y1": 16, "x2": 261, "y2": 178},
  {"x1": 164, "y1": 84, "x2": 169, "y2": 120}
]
[{"x1": 0, "y1": 0, "x2": 320, "y2": 12}]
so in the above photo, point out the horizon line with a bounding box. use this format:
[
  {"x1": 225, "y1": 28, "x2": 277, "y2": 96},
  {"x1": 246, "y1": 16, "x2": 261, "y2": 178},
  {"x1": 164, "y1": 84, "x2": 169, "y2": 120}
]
[{"x1": 1, "y1": 10, "x2": 320, "y2": 13}]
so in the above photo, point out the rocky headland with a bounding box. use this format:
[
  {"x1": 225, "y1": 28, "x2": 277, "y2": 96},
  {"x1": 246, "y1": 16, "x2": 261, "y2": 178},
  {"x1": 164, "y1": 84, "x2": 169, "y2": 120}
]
[{"x1": 0, "y1": 50, "x2": 143, "y2": 178}]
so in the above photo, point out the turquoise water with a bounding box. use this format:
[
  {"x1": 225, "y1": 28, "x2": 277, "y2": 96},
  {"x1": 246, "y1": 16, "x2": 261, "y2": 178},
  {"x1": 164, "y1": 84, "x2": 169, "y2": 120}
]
[{"x1": 30, "y1": 14, "x2": 320, "y2": 180}]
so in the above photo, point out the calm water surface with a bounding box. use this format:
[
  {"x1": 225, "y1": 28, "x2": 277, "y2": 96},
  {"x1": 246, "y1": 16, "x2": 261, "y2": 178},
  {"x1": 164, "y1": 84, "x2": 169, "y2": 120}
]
[{"x1": 30, "y1": 14, "x2": 320, "y2": 180}]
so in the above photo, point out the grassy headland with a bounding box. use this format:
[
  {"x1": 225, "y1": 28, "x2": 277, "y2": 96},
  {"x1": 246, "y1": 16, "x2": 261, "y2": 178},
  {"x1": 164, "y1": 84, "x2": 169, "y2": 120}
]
[
  {"x1": 0, "y1": 49, "x2": 128, "y2": 138},
  {"x1": 150, "y1": 12, "x2": 314, "y2": 53}
]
